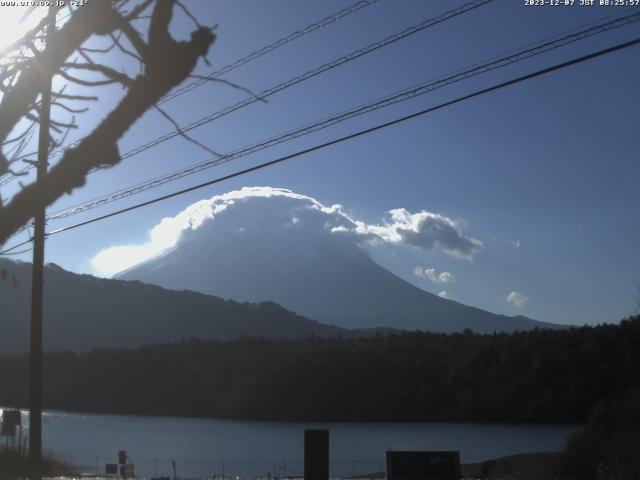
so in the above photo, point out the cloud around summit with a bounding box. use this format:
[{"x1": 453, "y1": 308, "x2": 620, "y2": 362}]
[{"x1": 91, "y1": 187, "x2": 484, "y2": 276}]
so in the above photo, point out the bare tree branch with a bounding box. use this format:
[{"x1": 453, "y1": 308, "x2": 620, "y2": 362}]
[
  {"x1": 117, "y1": 18, "x2": 149, "y2": 61},
  {"x1": 153, "y1": 103, "x2": 222, "y2": 158},
  {"x1": 176, "y1": 0, "x2": 203, "y2": 29},
  {"x1": 51, "y1": 92, "x2": 99, "y2": 102},
  {"x1": 58, "y1": 69, "x2": 120, "y2": 87},
  {"x1": 0, "y1": 7, "x2": 56, "y2": 58},
  {"x1": 52, "y1": 101, "x2": 89, "y2": 114},
  {"x1": 0, "y1": 1, "x2": 122, "y2": 175},
  {"x1": 109, "y1": 32, "x2": 144, "y2": 68},
  {"x1": 189, "y1": 74, "x2": 267, "y2": 103},
  {"x1": 0, "y1": 0, "x2": 216, "y2": 245},
  {"x1": 125, "y1": 0, "x2": 155, "y2": 21},
  {"x1": 61, "y1": 62, "x2": 135, "y2": 86}
]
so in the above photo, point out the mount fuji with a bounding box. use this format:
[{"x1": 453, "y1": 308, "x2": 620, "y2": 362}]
[{"x1": 115, "y1": 187, "x2": 560, "y2": 333}]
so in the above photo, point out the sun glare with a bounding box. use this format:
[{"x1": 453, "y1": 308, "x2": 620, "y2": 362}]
[{"x1": 0, "y1": 6, "x2": 47, "y2": 55}]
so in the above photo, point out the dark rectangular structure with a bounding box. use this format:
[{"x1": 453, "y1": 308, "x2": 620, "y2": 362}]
[
  {"x1": 386, "y1": 451, "x2": 461, "y2": 480},
  {"x1": 304, "y1": 429, "x2": 329, "y2": 480},
  {"x1": 1, "y1": 409, "x2": 21, "y2": 437}
]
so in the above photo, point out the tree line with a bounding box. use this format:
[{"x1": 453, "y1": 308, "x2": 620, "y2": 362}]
[{"x1": 0, "y1": 316, "x2": 638, "y2": 423}]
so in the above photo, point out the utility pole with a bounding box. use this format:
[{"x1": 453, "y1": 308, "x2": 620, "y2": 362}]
[{"x1": 29, "y1": 7, "x2": 56, "y2": 480}]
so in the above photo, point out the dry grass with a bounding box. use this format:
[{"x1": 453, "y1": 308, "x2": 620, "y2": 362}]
[{"x1": 0, "y1": 446, "x2": 72, "y2": 480}]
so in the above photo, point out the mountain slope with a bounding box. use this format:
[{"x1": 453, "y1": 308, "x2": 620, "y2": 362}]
[
  {"x1": 117, "y1": 191, "x2": 561, "y2": 333},
  {"x1": 0, "y1": 259, "x2": 346, "y2": 354}
]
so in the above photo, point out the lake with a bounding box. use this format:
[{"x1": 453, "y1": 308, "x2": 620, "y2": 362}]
[{"x1": 2, "y1": 408, "x2": 580, "y2": 478}]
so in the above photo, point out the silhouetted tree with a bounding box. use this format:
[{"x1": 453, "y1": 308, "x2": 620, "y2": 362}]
[
  {"x1": 567, "y1": 389, "x2": 640, "y2": 479},
  {"x1": 0, "y1": 0, "x2": 216, "y2": 246},
  {"x1": 1, "y1": 315, "x2": 638, "y2": 422}
]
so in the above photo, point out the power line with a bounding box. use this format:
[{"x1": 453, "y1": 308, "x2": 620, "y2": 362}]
[
  {"x1": 40, "y1": 10, "x2": 640, "y2": 224},
  {"x1": 0, "y1": 0, "x2": 382, "y2": 184},
  {"x1": 105, "y1": 0, "x2": 494, "y2": 162},
  {"x1": 159, "y1": 0, "x2": 382, "y2": 104},
  {"x1": 38, "y1": 36, "x2": 640, "y2": 240},
  {"x1": 0, "y1": 238, "x2": 33, "y2": 256},
  {"x1": 3, "y1": 28, "x2": 637, "y2": 254},
  {"x1": 2, "y1": 0, "x2": 492, "y2": 186},
  {"x1": 0, "y1": 246, "x2": 32, "y2": 256}
]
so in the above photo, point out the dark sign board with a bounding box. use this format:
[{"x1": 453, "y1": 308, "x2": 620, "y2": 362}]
[
  {"x1": 0, "y1": 421, "x2": 16, "y2": 437},
  {"x1": 1, "y1": 409, "x2": 21, "y2": 437},
  {"x1": 386, "y1": 451, "x2": 461, "y2": 480},
  {"x1": 304, "y1": 429, "x2": 329, "y2": 480},
  {"x1": 118, "y1": 450, "x2": 127, "y2": 465},
  {"x1": 106, "y1": 464, "x2": 118, "y2": 475}
]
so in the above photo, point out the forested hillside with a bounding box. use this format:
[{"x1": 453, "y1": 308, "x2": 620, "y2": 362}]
[
  {"x1": 0, "y1": 316, "x2": 638, "y2": 422},
  {"x1": 0, "y1": 259, "x2": 347, "y2": 353}
]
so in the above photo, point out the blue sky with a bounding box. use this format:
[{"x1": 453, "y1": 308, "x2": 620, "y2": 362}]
[{"x1": 3, "y1": 0, "x2": 640, "y2": 326}]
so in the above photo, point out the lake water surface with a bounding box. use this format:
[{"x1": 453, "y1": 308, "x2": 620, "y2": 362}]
[{"x1": 3, "y1": 408, "x2": 580, "y2": 478}]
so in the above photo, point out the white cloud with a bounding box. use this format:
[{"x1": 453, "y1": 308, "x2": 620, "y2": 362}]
[
  {"x1": 90, "y1": 198, "x2": 219, "y2": 277},
  {"x1": 354, "y1": 208, "x2": 483, "y2": 259},
  {"x1": 505, "y1": 239, "x2": 521, "y2": 248},
  {"x1": 90, "y1": 187, "x2": 484, "y2": 276},
  {"x1": 439, "y1": 271, "x2": 455, "y2": 283},
  {"x1": 506, "y1": 291, "x2": 529, "y2": 307},
  {"x1": 414, "y1": 267, "x2": 455, "y2": 283},
  {"x1": 91, "y1": 244, "x2": 161, "y2": 278},
  {"x1": 438, "y1": 290, "x2": 451, "y2": 299}
]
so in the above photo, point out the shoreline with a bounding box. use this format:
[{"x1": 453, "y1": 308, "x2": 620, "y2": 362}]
[{"x1": 1, "y1": 404, "x2": 586, "y2": 426}]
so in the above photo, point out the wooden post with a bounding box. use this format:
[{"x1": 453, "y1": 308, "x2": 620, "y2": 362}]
[
  {"x1": 304, "y1": 430, "x2": 329, "y2": 480},
  {"x1": 29, "y1": 8, "x2": 56, "y2": 480}
]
